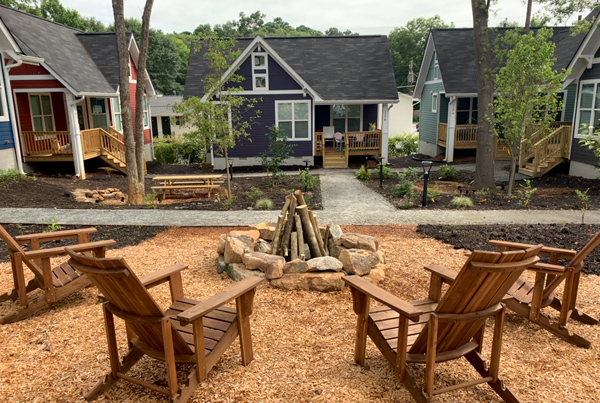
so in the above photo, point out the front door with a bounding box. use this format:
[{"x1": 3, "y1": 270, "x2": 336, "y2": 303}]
[
  {"x1": 161, "y1": 116, "x2": 172, "y2": 136},
  {"x1": 151, "y1": 117, "x2": 158, "y2": 138}
]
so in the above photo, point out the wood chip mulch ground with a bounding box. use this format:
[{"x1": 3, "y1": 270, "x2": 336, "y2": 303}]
[{"x1": 1, "y1": 225, "x2": 599, "y2": 402}]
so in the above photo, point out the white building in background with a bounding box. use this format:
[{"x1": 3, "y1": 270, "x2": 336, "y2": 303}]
[
  {"x1": 380, "y1": 92, "x2": 415, "y2": 137},
  {"x1": 148, "y1": 95, "x2": 185, "y2": 138}
]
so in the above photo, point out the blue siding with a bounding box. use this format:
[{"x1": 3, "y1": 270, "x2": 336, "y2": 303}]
[
  {"x1": 580, "y1": 63, "x2": 600, "y2": 80},
  {"x1": 238, "y1": 57, "x2": 253, "y2": 91},
  {"x1": 420, "y1": 82, "x2": 445, "y2": 144},
  {"x1": 563, "y1": 85, "x2": 576, "y2": 122},
  {"x1": 426, "y1": 52, "x2": 438, "y2": 81},
  {"x1": 229, "y1": 93, "x2": 313, "y2": 158},
  {"x1": 0, "y1": 64, "x2": 13, "y2": 150},
  {"x1": 363, "y1": 104, "x2": 378, "y2": 130},
  {"x1": 439, "y1": 96, "x2": 449, "y2": 124},
  {"x1": 315, "y1": 105, "x2": 330, "y2": 131},
  {"x1": 268, "y1": 56, "x2": 301, "y2": 91}
]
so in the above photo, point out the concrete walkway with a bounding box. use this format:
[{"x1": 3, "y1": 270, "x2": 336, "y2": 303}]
[{"x1": 0, "y1": 162, "x2": 597, "y2": 226}]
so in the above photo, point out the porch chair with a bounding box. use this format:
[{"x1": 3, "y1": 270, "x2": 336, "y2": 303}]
[
  {"x1": 0, "y1": 224, "x2": 116, "y2": 324},
  {"x1": 490, "y1": 231, "x2": 600, "y2": 348},
  {"x1": 333, "y1": 131, "x2": 344, "y2": 151},
  {"x1": 323, "y1": 125, "x2": 335, "y2": 149},
  {"x1": 65, "y1": 248, "x2": 265, "y2": 403},
  {"x1": 344, "y1": 246, "x2": 541, "y2": 403}
]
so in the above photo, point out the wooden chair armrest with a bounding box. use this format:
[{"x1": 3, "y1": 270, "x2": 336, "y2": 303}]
[
  {"x1": 531, "y1": 262, "x2": 566, "y2": 275},
  {"x1": 343, "y1": 276, "x2": 420, "y2": 321},
  {"x1": 178, "y1": 277, "x2": 265, "y2": 323},
  {"x1": 423, "y1": 265, "x2": 458, "y2": 283},
  {"x1": 15, "y1": 227, "x2": 98, "y2": 244},
  {"x1": 23, "y1": 240, "x2": 116, "y2": 259},
  {"x1": 489, "y1": 240, "x2": 576, "y2": 258},
  {"x1": 140, "y1": 265, "x2": 187, "y2": 289}
]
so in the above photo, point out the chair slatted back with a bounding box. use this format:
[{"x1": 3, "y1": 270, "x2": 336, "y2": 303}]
[
  {"x1": 0, "y1": 224, "x2": 44, "y2": 279},
  {"x1": 409, "y1": 246, "x2": 541, "y2": 354},
  {"x1": 66, "y1": 249, "x2": 193, "y2": 355}
]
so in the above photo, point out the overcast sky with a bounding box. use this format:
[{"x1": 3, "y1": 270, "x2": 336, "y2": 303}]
[{"x1": 58, "y1": 1, "x2": 574, "y2": 35}]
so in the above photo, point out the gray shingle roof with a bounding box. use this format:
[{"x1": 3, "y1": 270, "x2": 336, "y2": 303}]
[
  {"x1": 432, "y1": 23, "x2": 593, "y2": 95},
  {"x1": 185, "y1": 36, "x2": 398, "y2": 102},
  {"x1": 0, "y1": 5, "x2": 116, "y2": 95},
  {"x1": 76, "y1": 33, "x2": 133, "y2": 91},
  {"x1": 148, "y1": 95, "x2": 182, "y2": 115}
]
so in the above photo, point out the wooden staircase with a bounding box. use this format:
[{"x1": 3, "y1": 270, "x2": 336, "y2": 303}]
[
  {"x1": 518, "y1": 125, "x2": 571, "y2": 177},
  {"x1": 323, "y1": 150, "x2": 347, "y2": 168},
  {"x1": 97, "y1": 128, "x2": 127, "y2": 174}
]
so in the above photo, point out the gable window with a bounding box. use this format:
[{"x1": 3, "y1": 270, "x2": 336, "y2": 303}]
[
  {"x1": 276, "y1": 101, "x2": 310, "y2": 140},
  {"x1": 252, "y1": 52, "x2": 268, "y2": 91},
  {"x1": 456, "y1": 97, "x2": 477, "y2": 125},
  {"x1": 431, "y1": 93, "x2": 438, "y2": 113},
  {"x1": 113, "y1": 97, "x2": 122, "y2": 131},
  {"x1": 253, "y1": 54, "x2": 266, "y2": 67},
  {"x1": 576, "y1": 82, "x2": 600, "y2": 137},
  {"x1": 255, "y1": 75, "x2": 267, "y2": 89},
  {"x1": 332, "y1": 104, "x2": 361, "y2": 133},
  {"x1": 433, "y1": 58, "x2": 439, "y2": 80},
  {"x1": 29, "y1": 94, "x2": 54, "y2": 131}
]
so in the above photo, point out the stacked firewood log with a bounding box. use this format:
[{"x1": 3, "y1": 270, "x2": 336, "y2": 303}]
[{"x1": 271, "y1": 190, "x2": 329, "y2": 261}]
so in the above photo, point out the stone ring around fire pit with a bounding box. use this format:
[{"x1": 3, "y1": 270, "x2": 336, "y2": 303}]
[{"x1": 216, "y1": 191, "x2": 385, "y2": 292}]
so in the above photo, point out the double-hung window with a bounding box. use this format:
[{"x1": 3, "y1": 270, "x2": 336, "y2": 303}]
[
  {"x1": 276, "y1": 101, "x2": 310, "y2": 140},
  {"x1": 143, "y1": 95, "x2": 149, "y2": 128},
  {"x1": 30, "y1": 94, "x2": 54, "y2": 131},
  {"x1": 456, "y1": 97, "x2": 478, "y2": 125},
  {"x1": 113, "y1": 97, "x2": 122, "y2": 131},
  {"x1": 90, "y1": 97, "x2": 108, "y2": 131},
  {"x1": 332, "y1": 104, "x2": 361, "y2": 133},
  {"x1": 576, "y1": 82, "x2": 600, "y2": 136}
]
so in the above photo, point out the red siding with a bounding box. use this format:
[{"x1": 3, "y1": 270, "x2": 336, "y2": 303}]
[
  {"x1": 10, "y1": 80, "x2": 65, "y2": 89},
  {"x1": 130, "y1": 55, "x2": 138, "y2": 81},
  {"x1": 16, "y1": 93, "x2": 32, "y2": 131},
  {"x1": 51, "y1": 93, "x2": 67, "y2": 131},
  {"x1": 9, "y1": 63, "x2": 50, "y2": 76}
]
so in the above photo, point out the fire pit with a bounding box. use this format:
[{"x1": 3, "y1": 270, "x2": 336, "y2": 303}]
[{"x1": 217, "y1": 190, "x2": 385, "y2": 292}]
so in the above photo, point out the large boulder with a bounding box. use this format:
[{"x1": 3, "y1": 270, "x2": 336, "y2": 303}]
[
  {"x1": 306, "y1": 256, "x2": 343, "y2": 272},
  {"x1": 217, "y1": 255, "x2": 227, "y2": 274},
  {"x1": 339, "y1": 248, "x2": 379, "y2": 276},
  {"x1": 242, "y1": 251, "x2": 285, "y2": 279},
  {"x1": 256, "y1": 238, "x2": 272, "y2": 254},
  {"x1": 250, "y1": 222, "x2": 277, "y2": 241},
  {"x1": 362, "y1": 264, "x2": 386, "y2": 284},
  {"x1": 225, "y1": 263, "x2": 266, "y2": 282},
  {"x1": 329, "y1": 224, "x2": 343, "y2": 244},
  {"x1": 229, "y1": 230, "x2": 260, "y2": 246},
  {"x1": 327, "y1": 237, "x2": 342, "y2": 259},
  {"x1": 270, "y1": 272, "x2": 345, "y2": 292},
  {"x1": 224, "y1": 236, "x2": 253, "y2": 264},
  {"x1": 339, "y1": 233, "x2": 379, "y2": 252},
  {"x1": 284, "y1": 259, "x2": 309, "y2": 274}
]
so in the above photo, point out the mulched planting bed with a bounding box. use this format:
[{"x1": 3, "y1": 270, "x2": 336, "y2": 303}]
[
  {"x1": 0, "y1": 225, "x2": 598, "y2": 402},
  {"x1": 0, "y1": 163, "x2": 322, "y2": 211},
  {"x1": 361, "y1": 164, "x2": 600, "y2": 210}
]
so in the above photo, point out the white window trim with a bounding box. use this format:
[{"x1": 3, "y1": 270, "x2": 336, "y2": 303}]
[
  {"x1": 574, "y1": 79, "x2": 600, "y2": 139},
  {"x1": 0, "y1": 67, "x2": 8, "y2": 123},
  {"x1": 330, "y1": 104, "x2": 363, "y2": 132},
  {"x1": 143, "y1": 95, "x2": 149, "y2": 129},
  {"x1": 29, "y1": 93, "x2": 55, "y2": 131},
  {"x1": 112, "y1": 97, "x2": 122, "y2": 131},
  {"x1": 252, "y1": 52, "x2": 269, "y2": 91},
  {"x1": 557, "y1": 90, "x2": 566, "y2": 122},
  {"x1": 433, "y1": 58, "x2": 439, "y2": 80},
  {"x1": 89, "y1": 97, "x2": 109, "y2": 131},
  {"x1": 432, "y1": 93, "x2": 438, "y2": 113},
  {"x1": 275, "y1": 100, "x2": 311, "y2": 141}
]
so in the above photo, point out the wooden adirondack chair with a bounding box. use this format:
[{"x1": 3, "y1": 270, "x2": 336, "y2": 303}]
[
  {"x1": 490, "y1": 231, "x2": 600, "y2": 348},
  {"x1": 65, "y1": 248, "x2": 265, "y2": 403},
  {"x1": 0, "y1": 224, "x2": 116, "y2": 324},
  {"x1": 344, "y1": 246, "x2": 541, "y2": 403}
]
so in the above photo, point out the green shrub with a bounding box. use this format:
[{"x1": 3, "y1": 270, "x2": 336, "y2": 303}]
[
  {"x1": 449, "y1": 196, "x2": 474, "y2": 208},
  {"x1": 370, "y1": 165, "x2": 393, "y2": 179},
  {"x1": 245, "y1": 186, "x2": 264, "y2": 202},
  {"x1": 154, "y1": 139, "x2": 178, "y2": 163},
  {"x1": 395, "y1": 182, "x2": 414, "y2": 196},
  {"x1": 389, "y1": 133, "x2": 418, "y2": 157},
  {"x1": 259, "y1": 126, "x2": 296, "y2": 175},
  {"x1": 254, "y1": 198, "x2": 274, "y2": 210},
  {"x1": 0, "y1": 169, "x2": 26, "y2": 185},
  {"x1": 154, "y1": 136, "x2": 204, "y2": 164},
  {"x1": 437, "y1": 164, "x2": 458, "y2": 180},
  {"x1": 299, "y1": 168, "x2": 318, "y2": 191},
  {"x1": 355, "y1": 165, "x2": 370, "y2": 180},
  {"x1": 397, "y1": 166, "x2": 422, "y2": 183}
]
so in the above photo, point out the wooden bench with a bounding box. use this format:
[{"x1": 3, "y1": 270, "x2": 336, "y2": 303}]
[{"x1": 151, "y1": 174, "x2": 224, "y2": 199}]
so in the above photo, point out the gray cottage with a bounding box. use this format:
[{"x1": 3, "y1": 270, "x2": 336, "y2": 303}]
[
  {"x1": 414, "y1": 9, "x2": 600, "y2": 179},
  {"x1": 184, "y1": 35, "x2": 399, "y2": 169}
]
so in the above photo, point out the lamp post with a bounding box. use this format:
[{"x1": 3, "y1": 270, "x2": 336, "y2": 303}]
[
  {"x1": 229, "y1": 160, "x2": 233, "y2": 181},
  {"x1": 376, "y1": 156, "x2": 384, "y2": 187},
  {"x1": 421, "y1": 161, "x2": 433, "y2": 207}
]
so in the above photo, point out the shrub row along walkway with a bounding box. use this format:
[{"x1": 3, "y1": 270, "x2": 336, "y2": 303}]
[{"x1": 1, "y1": 167, "x2": 600, "y2": 226}]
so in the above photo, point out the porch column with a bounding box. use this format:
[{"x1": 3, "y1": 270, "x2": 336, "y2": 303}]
[
  {"x1": 445, "y1": 96, "x2": 456, "y2": 163},
  {"x1": 66, "y1": 94, "x2": 86, "y2": 179},
  {"x1": 381, "y1": 103, "x2": 391, "y2": 163}
]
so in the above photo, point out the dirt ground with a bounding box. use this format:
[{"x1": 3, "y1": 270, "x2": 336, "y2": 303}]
[
  {"x1": 0, "y1": 225, "x2": 599, "y2": 403},
  {"x1": 0, "y1": 161, "x2": 322, "y2": 211}
]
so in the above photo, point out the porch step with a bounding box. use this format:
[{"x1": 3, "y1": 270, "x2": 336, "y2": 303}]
[
  {"x1": 100, "y1": 154, "x2": 127, "y2": 174},
  {"x1": 323, "y1": 152, "x2": 347, "y2": 169}
]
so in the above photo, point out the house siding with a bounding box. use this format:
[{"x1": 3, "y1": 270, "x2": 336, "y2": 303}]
[
  {"x1": 16, "y1": 93, "x2": 32, "y2": 131},
  {"x1": 363, "y1": 104, "x2": 378, "y2": 130},
  {"x1": 580, "y1": 63, "x2": 600, "y2": 81},
  {"x1": 238, "y1": 57, "x2": 253, "y2": 91},
  {"x1": 314, "y1": 105, "x2": 330, "y2": 131},
  {"x1": 439, "y1": 96, "x2": 449, "y2": 124},
  {"x1": 51, "y1": 93, "x2": 67, "y2": 131},
  {"x1": 269, "y1": 56, "x2": 301, "y2": 91},
  {"x1": 420, "y1": 81, "x2": 445, "y2": 144},
  {"x1": 0, "y1": 62, "x2": 13, "y2": 151},
  {"x1": 570, "y1": 140, "x2": 598, "y2": 166},
  {"x1": 426, "y1": 52, "x2": 438, "y2": 81},
  {"x1": 228, "y1": 93, "x2": 313, "y2": 158},
  {"x1": 563, "y1": 85, "x2": 576, "y2": 122}
]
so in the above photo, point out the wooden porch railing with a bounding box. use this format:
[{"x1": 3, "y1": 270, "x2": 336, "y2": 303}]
[
  {"x1": 438, "y1": 123, "x2": 448, "y2": 146},
  {"x1": 455, "y1": 124, "x2": 478, "y2": 148},
  {"x1": 22, "y1": 131, "x2": 72, "y2": 155},
  {"x1": 315, "y1": 131, "x2": 324, "y2": 156},
  {"x1": 314, "y1": 130, "x2": 382, "y2": 157},
  {"x1": 100, "y1": 129, "x2": 126, "y2": 163},
  {"x1": 519, "y1": 125, "x2": 571, "y2": 172}
]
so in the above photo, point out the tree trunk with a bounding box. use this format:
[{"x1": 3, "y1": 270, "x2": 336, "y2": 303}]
[
  {"x1": 525, "y1": 0, "x2": 533, "y2": 32},
  {"x1": 508, "y1": 155, "x2": 517, "y2": 196},
  {"x1": 224, "y1": 148, "x2": 232, "y2": 199},
  {"x1": 134, "y1": 0, "x2": 154, "y2": 189},
  {"x1": 112, "y1": 0, "x2": 142, "y2": 204},
  {"x1": 471, "y1": 0, "x2": 497, "y2": 191}
]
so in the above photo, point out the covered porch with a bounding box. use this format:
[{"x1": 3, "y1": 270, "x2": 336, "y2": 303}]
[{"x1": 314, "y1": 130, "x2": 383, "y2": 168}]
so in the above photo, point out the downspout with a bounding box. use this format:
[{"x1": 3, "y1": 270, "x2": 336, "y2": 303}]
[
  {"x1": 446, "y1": 96, "x2": 457, "y2": 163},
  {"x1": 381, "y1": 103, "x2": 392, "y2": 163},
  {"x1": 3, "y1": 54, "x2": 24, "y2": 173},
  {"x1": 66, "y1": 94, "x2": 86, "y2": 179}
]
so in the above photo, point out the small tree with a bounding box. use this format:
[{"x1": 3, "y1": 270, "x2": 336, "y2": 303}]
[
  {"x1": 494, "y1": 28, "x2": 568, "y2": 196},
  {"x1": 173, "y1": 33, "x2": 260, "y2": 198},
  {"x1": 259, "y1": 126, "x2": 295, "y2": 176}
]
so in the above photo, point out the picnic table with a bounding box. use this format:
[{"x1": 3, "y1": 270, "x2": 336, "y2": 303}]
[{"x1": 151, "y1": 174, "x2": 224, "y2": 199}]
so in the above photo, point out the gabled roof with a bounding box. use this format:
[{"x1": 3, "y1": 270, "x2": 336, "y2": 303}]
[
  {"x1": 414, "y1": 8, "x2": 600, "y2": 98},
  {"x1": 185, "y1": 35, "x2": 399, "y2": 103},
  {"x1": 0, "y1": 5, "x2": 155, "y2": 97},
  {"x1": 148, "y1": 95, "x2": 182, "y2": 115}
]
